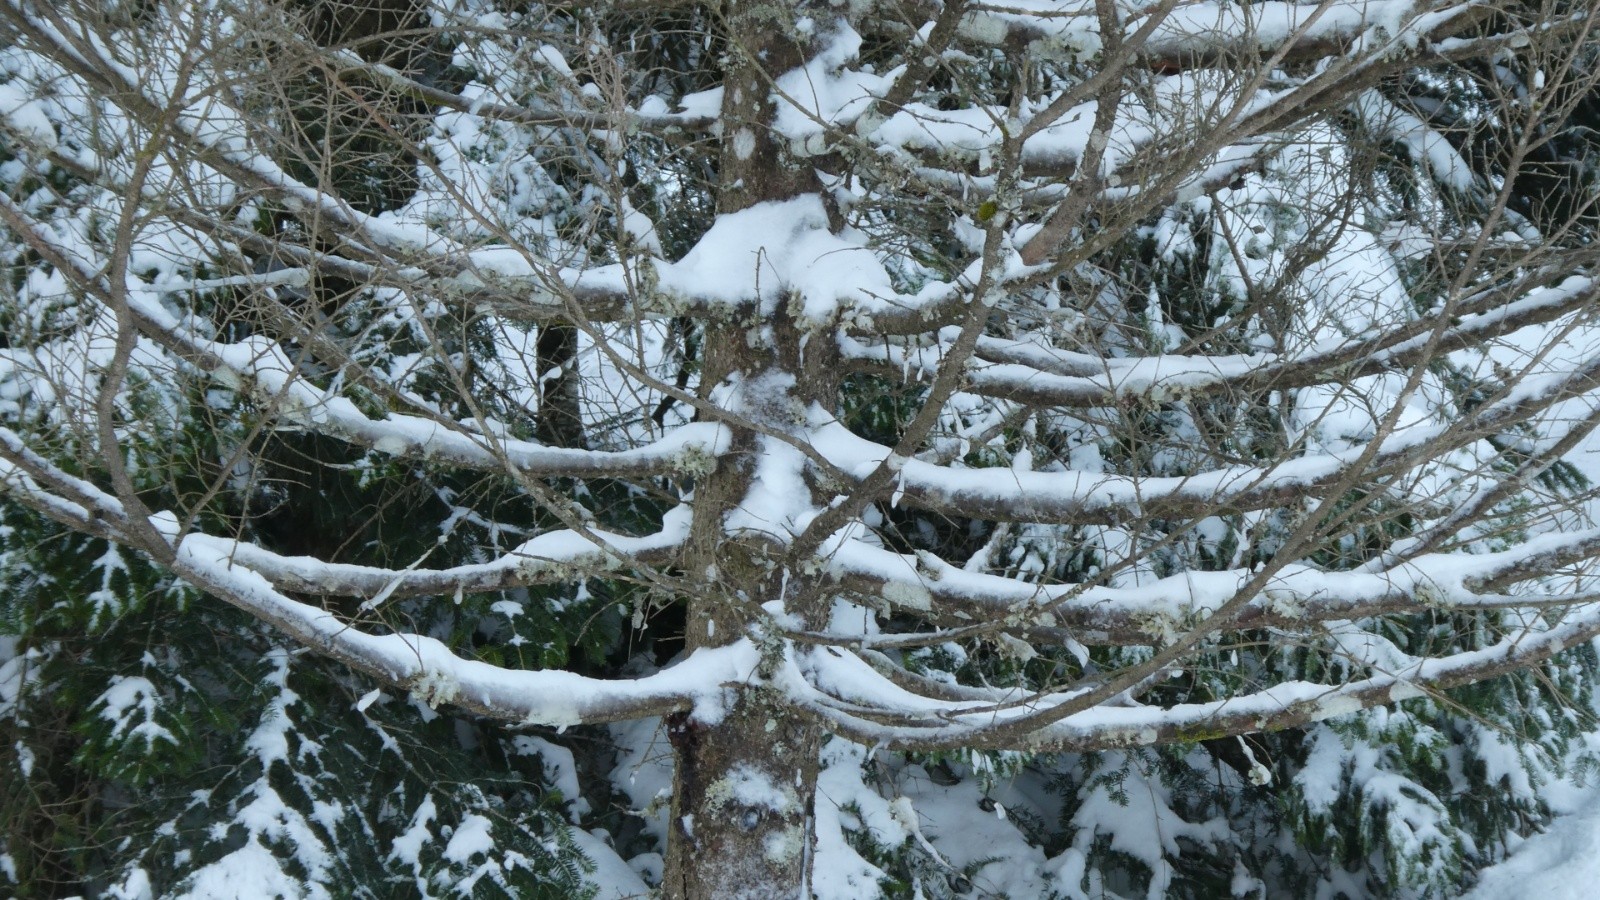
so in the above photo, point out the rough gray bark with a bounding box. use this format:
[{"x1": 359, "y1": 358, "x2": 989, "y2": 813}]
[
  {"x1": 661, "y1": 3, "x2": 836, "y2": 895},
  {"x1": 663, "y1": 697, "x2": 820, "y2": 899}
]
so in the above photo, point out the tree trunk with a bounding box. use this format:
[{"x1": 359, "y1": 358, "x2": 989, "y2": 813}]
[
  {"x1": 663, "y1": 375, "x2": 826, "y2": 898},
  {"x1": 662, "y1": 696, "x2": 821, "y2": 900},
  {"x1": 659, "y1": 4, "x2": 838, "y2": 895},
  {"x1": 533, "y1": 322, "x2": 586, "y2": 449}
]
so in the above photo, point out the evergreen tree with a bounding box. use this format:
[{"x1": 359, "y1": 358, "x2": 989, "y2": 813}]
[{"x1": 3, "y1": 1, "x2": 1600, "y2": 897}]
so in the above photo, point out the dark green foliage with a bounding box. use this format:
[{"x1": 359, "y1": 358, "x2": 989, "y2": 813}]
[{"x1": 0, "y1": 503, "x2": 598, "y2": 897}]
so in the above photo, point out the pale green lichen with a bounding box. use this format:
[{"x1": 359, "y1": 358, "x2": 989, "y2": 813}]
[
  {"x1": 1264, "y1": 588, "x2": 1305, "y2": 618},
  {"x1": 1132, "y1": 608, "x2": 1181, "y2": 645},
  {"x1": 764, "y1": 824, "x2": 804, "y2": 864},
  {"x1": 1414, "y1": 579, "x2": 1447, "y2": 609},
  {"x1": 882, "y1": 580, "x2": 933, "y2": 611},
  {"x1": 408, "y1": 668, "x2": 460, "y2": 710},
  {"x1": 676, "y1": 444, "x2": 721, "y2": 477}
]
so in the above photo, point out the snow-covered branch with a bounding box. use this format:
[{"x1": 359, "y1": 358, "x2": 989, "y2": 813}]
[
  {"x1": 785, "y1": 602, "x2": 1600, "y2": 752},
  {"x1": 822, "y1": 530, "x2": 1600, "y2": 645},
  {"x1": 0, "y1": 429, "x2": 721, "y2": 726},
  {"x1": 844, "y1": 272, "x2": 1600, "y2": 408}
]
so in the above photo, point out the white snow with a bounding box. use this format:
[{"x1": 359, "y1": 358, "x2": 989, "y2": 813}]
[
  {"x1": 719, "y1": 764, "x2": 797, "y2": 814},
  {"x1": 608, "y1": 717, "x2": 675, "y2": 852},
  {"x1": 1465, "y1": 779, "x2": 1600, "y2": 899},
  {"x1": 175, "y1": 840, "x2": 324, "y2": 900},
  {"x1": 655, "y1": 195, "x2": 894, "y2": 323},
  {"x1": 570, "y1": 827, "x2": 652, "y2": 900},
  {"x1": 770, "y1": 21, "x2": 892, "y2": 152},
  {"x1": 0, "y1": 81, "x2": 55, "y2": 147},
  {"x1": 441, "y1": 813, "x2": 494, "y2": 864},
  {"x1": 93, "y1": 675, "x2": 177, "y2": 751},
  {"x1": 8, "y1": 2, "x2": 1600, "y2": 897}
]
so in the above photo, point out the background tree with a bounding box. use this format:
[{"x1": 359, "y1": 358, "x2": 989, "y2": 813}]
[{"x1": 4, "y1": 0, "x2": 1600, "y2": 897}]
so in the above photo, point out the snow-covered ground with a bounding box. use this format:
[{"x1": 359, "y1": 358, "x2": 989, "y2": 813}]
[{"x1": 1466, "y1": 781, "x2": 1600, "y2": 900}]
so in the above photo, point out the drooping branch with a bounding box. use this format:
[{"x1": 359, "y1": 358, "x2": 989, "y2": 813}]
[
  {"x1": 843, "y1": 271, "x2": 1600, "y2": 408},
  {"x1": 784, "y1": 601, "x2": 1600, "y2": 751},
  {"x1": 0, "y1": 431, "x2": 726, "y2": 727},
  {"x1": 0, "y1": 189, "x2": 725, "y2": 483},
  {"x1": 815, "y1": 337, "x2": 1600, "y2": 524}
]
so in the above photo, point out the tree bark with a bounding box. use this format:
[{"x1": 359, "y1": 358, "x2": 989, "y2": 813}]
[
  {"x1": 662, "y1": 696, "x2": 821, "y2": 900},
  {"x1": 534, "y1": 322, "x2": 586, "y2": 449},
  {"x1": 660, "y1": 3, "x2": 835, "y2": 896}
]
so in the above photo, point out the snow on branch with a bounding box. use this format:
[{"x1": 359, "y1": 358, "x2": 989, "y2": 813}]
[
  {"x1": 324, "y1": 49, "x2": 718, "y2": 135},
  {"x1": 0, "y1": 189, "x2": 724, "y2": 482},
  {"x1": 150, "y1": 317, "x2": 728, "y2": 479},
  {"x1": 188, "y1": 507, "x2": 691, "y2": 602},
  {"x1": 945, "y1": 0, "x2": 1488, "y2": 65},
  {"x1": 843, "y1": 273, "x2": 1600, "y2": 406},
  {"x1": 782, "y1": 600, "x2": 1600, "y2": 752},
  {"x1": 819, "y1": 529, "x2": 1600, "y2": 645},
  {"x1": 812, "y1": 339, "x2": 1600, "y2": 523},
  {"x1": 171, "y1": 525, "x2": 748, "y2": 727},
  {"x1": 0, "y1": 432, "x2": 728, "y2": 726}
]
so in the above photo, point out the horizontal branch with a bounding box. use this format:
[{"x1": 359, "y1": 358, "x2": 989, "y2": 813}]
[
  {"x1": 0, "y1": 188, "x2": 723, "y2": 483},
  {"x1": 823, "y1": 529, "x2": 1600, "y2": 644},
  {"x1": 784, "y1": 600, "x2": 1600, "y2": 751},
  {"x1": 816, "y1": 336, "x2": 1600, "y2": 523},
  {"x1": 194, "y1": 510, "x2": 690, "y2": 601},
  {"x1": 943, "y1": 0, "x2": 1488, "y2": 66},
  {"x1": 144, "y1": 319, "x2": 727, "y2": 480},
  {"x1": 843, "y1": 271, "x2": 1600, "y2": 407},
  {"x1": 325, "y1": 49, "x2": 717, "y2": 134},
  {"x1": 0, "y1": 436, "x2": 729, "y2": 727},
  {"x1": 170, "y1": 527, "x2": 738, "y2": 727}
]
